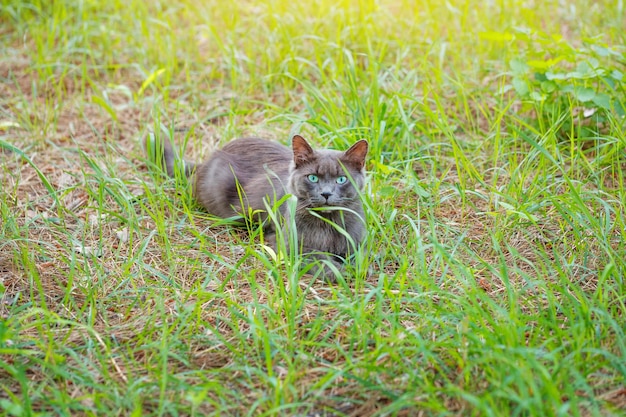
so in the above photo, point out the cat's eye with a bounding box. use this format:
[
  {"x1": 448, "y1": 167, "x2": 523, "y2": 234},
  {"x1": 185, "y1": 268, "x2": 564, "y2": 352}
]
[
  {"x1": 307, "y1": 174, "x2": 319, "y2": 183},
  {"x1": 336, "y1": 176, "x2": 347, "y2": 184}
]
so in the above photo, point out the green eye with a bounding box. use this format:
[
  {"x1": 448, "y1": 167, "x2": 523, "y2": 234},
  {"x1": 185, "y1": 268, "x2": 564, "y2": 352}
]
[
  {"x1": 307, "y1": 174, "x2": 319, "y2": 183},
  {"x1": 336, "y1": 176, "x2": 347, "y2": 184}
]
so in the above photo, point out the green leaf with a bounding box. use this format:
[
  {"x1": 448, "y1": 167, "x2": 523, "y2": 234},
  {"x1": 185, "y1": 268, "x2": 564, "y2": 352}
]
[
  {"x1": 573, "y1": 86, "x2": 596, "y2": 102},
  {"x1": 576, "y1": 61, "x2": 592, "y2": 75},
  {"x1": 378, "y1": 186, "x2": 397, "y2": 197},
  {"x1": 530, "y1": 92, "x2": 545, "y2": 101},
  {"x1": 92, "y1": 96, "x2": 118, "y2": 122},
  {"x1": 412, "y1": 182, "x2": 431, "y2": 198},
  {"x1": 509, "y1": 59, "x2": 529, "y2": 75},
  {"x1": 372, "y1": 160, "x2": 393, "y2": 175},
  {"x1": 512, "y1": 77, "x2": 529, "y2": 96},
  {"x1": 602, "y1": 76, "x2": 616, "y2": 90},
  {"x1": 130, "y1": 401, "x2": 143, "y2": 417},
  {"x1": 138, "y1": 68, "x2": 166, "y2": 96},
  {"x1": 590, "y1": 45, "x2": 609, "y2": 56},
  {"x1": 575, "y1": 59, "x2": 603, "y2": 77},
  {"x1": 0, "y1": 399, "x2": 23, "y2": 417},
  {"x1": 591, "y1": 93, "x2": 611, "y2": 110},
  {"x1": 590, "y1": 44, "x2": 620, "y2": 57},
  {"x1": 540, "y1": 80, "x2": 557, "y2": 93},
  {"x1": 497, "y1": 202, "x2": 538, "y2": 222},
  {"x1": 565, "y1": 71, "x2": 586, "y2": 79},
  {"x1": 527, "y1": 57, "x2": 563, "y2": 69},
  {"x1": 546, "y1": 72, "x2": 566, "y2": 80}
]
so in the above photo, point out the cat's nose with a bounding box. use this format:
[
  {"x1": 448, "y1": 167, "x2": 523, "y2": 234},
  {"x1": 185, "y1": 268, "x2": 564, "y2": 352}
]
[{"x1": 321, "y1": 192, "x2": 332, "y2": 200}]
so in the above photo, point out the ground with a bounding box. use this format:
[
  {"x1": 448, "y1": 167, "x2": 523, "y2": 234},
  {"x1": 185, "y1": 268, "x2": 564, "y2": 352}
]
[{"x1": 0, "y1": 1, "x2": 625, "y2": 416}]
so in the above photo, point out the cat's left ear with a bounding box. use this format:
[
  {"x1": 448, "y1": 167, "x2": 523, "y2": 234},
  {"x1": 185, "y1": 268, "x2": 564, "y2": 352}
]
[
  {"x1": 292, "y1": 135, "x2": 315, "y2": 167},
  {"x1": 342, "y1": 140, "x2": 368, "y2": 171}
]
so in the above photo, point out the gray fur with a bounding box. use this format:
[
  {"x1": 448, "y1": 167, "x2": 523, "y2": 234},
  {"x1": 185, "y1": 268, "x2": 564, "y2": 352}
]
[{"x1": 145, "y1": 133, "x2": 368, "y2": 280}]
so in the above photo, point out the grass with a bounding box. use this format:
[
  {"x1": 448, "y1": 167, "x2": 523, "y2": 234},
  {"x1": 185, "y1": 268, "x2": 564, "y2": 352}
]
[{"x1": 1, "y1": 0, "x2": 625, "y2": 415}]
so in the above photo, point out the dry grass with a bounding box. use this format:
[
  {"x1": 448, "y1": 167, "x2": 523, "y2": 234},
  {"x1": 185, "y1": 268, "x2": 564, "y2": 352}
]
[{"x1": 1, "y1": 0, "x2": 625, "y2": 416}]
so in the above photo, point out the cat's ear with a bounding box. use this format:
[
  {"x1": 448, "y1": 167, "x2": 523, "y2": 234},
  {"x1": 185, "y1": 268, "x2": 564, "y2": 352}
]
[
  {"x1": 342, "y1": 140, "x2": 368, "y2": 171},
  {"x1": 292, "y1": 135, "x2": 315, "y2": 167}
]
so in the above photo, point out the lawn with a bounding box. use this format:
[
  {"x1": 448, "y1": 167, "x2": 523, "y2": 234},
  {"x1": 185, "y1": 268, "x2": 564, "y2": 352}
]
[{"x1": 0, "y1": 0, "x2": 625, "y2": 415}]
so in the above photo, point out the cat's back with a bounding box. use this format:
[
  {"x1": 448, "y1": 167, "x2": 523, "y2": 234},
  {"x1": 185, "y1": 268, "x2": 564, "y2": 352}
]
[
  {"x1": 194, "y1": 137, "x2": 292, "y2": 218},
  {"x1": 220, "y1": 137, "x2": 292, "y2": 168}
]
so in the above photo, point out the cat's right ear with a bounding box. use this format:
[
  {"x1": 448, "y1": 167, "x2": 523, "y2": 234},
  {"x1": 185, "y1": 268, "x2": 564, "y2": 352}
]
[
  {"x1": 342, "y1": 140, "x2": 368, "y2": 171},
  {"x1": 292, "y1": 135, "x2": 315, "y2": 167}
]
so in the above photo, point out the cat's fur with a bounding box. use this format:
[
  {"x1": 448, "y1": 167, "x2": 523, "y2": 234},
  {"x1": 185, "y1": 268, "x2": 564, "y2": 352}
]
[{"x1": 145, "y1": 133, "x2": 368, "y2": 279}]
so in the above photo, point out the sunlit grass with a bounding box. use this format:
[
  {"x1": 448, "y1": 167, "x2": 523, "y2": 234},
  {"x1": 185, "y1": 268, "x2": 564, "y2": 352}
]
[{"x1": 1, "y1": 0, "x2": 625, "y2": 415}]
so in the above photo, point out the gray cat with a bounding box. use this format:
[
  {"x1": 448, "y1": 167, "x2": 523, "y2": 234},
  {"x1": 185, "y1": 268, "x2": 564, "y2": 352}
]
[{"x1": 145, "y1": 133, "x2": 368, "y2": 280}]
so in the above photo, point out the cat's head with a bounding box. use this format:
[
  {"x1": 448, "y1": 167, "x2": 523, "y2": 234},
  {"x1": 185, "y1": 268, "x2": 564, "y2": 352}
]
[{"x1": 288, "y1": 135, "x2": 368, "y2": 209}]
